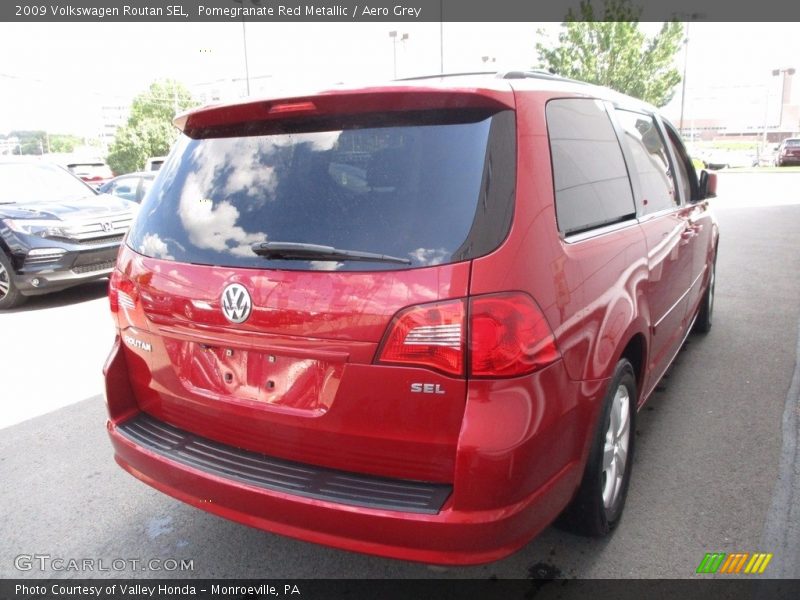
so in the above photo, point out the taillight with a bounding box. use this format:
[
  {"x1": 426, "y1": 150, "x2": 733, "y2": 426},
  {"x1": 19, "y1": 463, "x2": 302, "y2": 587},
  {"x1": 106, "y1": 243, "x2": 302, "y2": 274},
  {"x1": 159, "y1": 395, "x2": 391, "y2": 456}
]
[
  {"x1": 376, "y1": 292, "x2": 560, "y2": 378},
  {"x1": 377, "y1": 299, "x2": 465, "y2": 376},
  {"x1": 108, "y1": 269, "x2": 136, "y2": 314},
  {"x1": 469, "y1": 293, "x2": 560, "y2": 378}
]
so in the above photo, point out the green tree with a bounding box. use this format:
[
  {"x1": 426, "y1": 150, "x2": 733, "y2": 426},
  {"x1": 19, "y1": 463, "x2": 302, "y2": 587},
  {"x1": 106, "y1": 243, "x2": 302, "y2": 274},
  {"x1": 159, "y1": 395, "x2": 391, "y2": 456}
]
[
  {"x1": 49, "y1": 134, "x2": 82, "y2": 154},
  {"x1": 107, "y1": 80, "x2": 196, "y2": 175},
  {"x1": 536, "y1": 0, "x2": 684, "y2": 107},
  {"x1": 11, "y1": 130, "x2": 47, "y2": 155}
]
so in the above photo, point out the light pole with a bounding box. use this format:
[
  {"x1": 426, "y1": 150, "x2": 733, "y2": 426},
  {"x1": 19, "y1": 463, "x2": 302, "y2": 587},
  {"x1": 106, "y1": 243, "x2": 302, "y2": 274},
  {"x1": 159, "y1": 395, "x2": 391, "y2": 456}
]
[
  {"x1": 233, "y1": 0, "x2": 251, "y2": 96},
  {"x1": 242, "y1": 20, "x2": 251, "y2": 96},
  {"x1": 439, "y1": 0, "x2": 444, "y2": 74},
  {"x1": 678, "y1": 23, "x2": 690, "y2": 135},
  {"x1": 389, "y1": 30, "x2": 409, "y2": 79},
  {"x1": 772, "y1": 67, "x2": 795, "y2": 132},
  {"x1": 762, "y1": 67, "x2": 795, "y2": 147}
]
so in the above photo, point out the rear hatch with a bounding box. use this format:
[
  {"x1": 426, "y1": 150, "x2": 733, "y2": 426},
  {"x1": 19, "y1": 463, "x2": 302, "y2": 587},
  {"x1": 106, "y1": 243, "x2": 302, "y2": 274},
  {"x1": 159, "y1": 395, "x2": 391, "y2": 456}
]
[{"x1": 111, "y1": 87, "x2": 516, "y2": 484}]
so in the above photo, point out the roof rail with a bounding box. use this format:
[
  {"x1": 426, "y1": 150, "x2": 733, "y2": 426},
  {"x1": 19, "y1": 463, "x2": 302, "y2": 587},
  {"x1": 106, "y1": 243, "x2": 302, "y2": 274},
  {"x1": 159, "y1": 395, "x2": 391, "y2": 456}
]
[
  {"x1": 395, "y1": 70, "x2": 580, "y2": 85},
  {"x1": 394, "y1": 71, "x2": 497, "y2": 82},
  {"x1": 498, "y1": 70, "x2": 580, "y2": 83}
]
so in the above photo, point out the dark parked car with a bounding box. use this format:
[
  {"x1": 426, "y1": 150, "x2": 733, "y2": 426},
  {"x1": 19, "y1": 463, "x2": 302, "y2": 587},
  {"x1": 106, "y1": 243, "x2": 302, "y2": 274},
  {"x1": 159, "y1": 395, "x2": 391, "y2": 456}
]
[
  {"x1": 776, "y1": 138, "x2": 800, "y2": 166},
  {"x1": 105, "y1": 72, "x2": 719, "y2": 564},
  {"x1": 0, "y1": 159, "x2": 136, "y2": 309},
  {"x1": 98, "y1": 171, "x2": 156, "y2": 204}
]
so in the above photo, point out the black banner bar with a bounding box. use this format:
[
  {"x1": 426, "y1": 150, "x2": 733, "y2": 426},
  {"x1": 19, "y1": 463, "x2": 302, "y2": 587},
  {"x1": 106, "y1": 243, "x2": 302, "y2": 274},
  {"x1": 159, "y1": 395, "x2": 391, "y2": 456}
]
[
  {"x1": 3, "y1": 0, "x2": 800, "y2": 23},
  {"x1": 3, "y1": 579, "x2": 800, "y2": 600}
]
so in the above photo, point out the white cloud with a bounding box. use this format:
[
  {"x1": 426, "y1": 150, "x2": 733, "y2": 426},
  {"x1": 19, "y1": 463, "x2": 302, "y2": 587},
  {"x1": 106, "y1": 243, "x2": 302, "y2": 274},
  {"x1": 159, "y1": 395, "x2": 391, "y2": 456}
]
[
  {"x1": 138, "y1": 233, "x2": 174, "y2": 260},
  {"x1": 409, "y1": 247, "x2": 449, "y2": 266}
]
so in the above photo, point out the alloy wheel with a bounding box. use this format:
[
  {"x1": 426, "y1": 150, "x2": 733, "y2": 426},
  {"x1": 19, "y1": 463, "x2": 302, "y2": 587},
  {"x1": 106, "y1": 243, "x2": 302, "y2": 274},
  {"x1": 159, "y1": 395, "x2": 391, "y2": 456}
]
[
  {"x1": 0, "y1": 260, "x2": 10, "y2": 300},
  {"x1": 602, "y1": 383, "x2": 631, "y2": 509}
]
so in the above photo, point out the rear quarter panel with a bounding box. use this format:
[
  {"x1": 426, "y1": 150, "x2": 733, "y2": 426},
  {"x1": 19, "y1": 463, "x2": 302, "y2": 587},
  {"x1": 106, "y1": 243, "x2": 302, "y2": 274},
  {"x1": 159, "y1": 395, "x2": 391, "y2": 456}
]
[
  {"x1": 470, "y1": 89, "x2": 650, "y2": 385},
  {"x1": 467, "y1": 89, "x2": 651, "y2": 495}
]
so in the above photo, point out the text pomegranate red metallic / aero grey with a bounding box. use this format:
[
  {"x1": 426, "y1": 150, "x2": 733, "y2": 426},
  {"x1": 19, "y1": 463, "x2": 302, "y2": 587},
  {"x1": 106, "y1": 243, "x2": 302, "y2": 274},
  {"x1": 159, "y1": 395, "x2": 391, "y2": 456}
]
[{"x1": 104, "y1": 72, "x2": 719, "y2": 564}]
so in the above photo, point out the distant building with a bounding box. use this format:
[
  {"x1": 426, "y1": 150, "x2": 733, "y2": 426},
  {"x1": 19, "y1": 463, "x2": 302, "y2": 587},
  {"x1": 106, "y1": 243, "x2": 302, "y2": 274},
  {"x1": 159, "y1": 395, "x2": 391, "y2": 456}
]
[
  {"x1": 672, "y1": 69, "x2": 799, "y2": 142},
  {"x1": 0, "y1": 135, "x2": 21, "y2": 155},
  {"x1": 99, "y1": 105, "x2": 129, "y2": 150}
]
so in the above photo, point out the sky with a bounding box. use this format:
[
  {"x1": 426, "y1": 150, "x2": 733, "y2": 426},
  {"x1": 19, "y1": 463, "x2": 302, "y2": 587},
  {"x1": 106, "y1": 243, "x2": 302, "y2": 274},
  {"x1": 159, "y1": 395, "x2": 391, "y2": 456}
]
[{"x1": 0, "y1": 21, "x2": 799, "y2": 137}]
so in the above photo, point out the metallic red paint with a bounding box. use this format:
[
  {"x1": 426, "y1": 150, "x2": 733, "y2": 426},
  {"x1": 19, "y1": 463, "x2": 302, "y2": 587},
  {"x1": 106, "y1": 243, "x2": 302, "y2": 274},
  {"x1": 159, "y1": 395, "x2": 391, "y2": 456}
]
[
  {"x1": 105, "y1": 76, "x2": 719, "y2": 564},
  {"x1": 106, "y1": 344, "x2": 589, "y2": 565}
]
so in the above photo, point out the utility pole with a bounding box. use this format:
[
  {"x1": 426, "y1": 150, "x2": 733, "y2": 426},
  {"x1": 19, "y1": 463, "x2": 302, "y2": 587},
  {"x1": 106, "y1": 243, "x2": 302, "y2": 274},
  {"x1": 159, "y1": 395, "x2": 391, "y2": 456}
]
[
  {"x1": 439, "y1": 0, "x2": 444, "y2": 74},
  {"x1": 242, "y1": 19, "x2": 251, "y2": 96},
  {"x1": 389, "y1": 30, "x2": 409, "y2": 79},
  {"x1": 233, "y1": 0, "x2": 251, "y2": 96},
  {"x1": 678, "y1": 23, "x2": 690, "y2": 135}
]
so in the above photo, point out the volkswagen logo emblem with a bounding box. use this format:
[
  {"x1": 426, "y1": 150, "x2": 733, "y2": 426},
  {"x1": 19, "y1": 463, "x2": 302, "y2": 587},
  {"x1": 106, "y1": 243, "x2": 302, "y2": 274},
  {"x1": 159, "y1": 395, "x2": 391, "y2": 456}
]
[{"x1": 221, "y1": 283, "x2": 252, "y2": 324}]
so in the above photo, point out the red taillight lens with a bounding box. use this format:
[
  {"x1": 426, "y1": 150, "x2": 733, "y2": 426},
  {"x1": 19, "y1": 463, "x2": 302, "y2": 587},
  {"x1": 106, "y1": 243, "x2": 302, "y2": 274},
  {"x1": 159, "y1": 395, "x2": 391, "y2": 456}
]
[
  {"x1": 470, "y1": 293, "x2": 560, "y2": 377},
  {"x1": 376, "y1": 292, "x2": 560, "y2": 378},
  {"x1": 108, "y1": 269, "x2": 136, "y2": 314},
  {"x1": 377, "y1": 299, "x2": 465, "y2": 376},
  {"x1": 108, "y1": 269, "x2": 121, "y2": 313}
]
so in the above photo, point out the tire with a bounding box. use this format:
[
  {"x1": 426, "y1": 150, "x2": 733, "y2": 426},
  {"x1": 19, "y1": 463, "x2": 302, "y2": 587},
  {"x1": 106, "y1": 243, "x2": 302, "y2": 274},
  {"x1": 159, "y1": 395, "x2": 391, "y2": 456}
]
[
  {"x1": 558, "y1": 359, "x2": 636, "y2": 537},
  {"x1": 0, "y1": 252, "x2": 26, "y2": 310},
  {"x1": 693, "y1": 256, "x2": 716, "y2": 334}
]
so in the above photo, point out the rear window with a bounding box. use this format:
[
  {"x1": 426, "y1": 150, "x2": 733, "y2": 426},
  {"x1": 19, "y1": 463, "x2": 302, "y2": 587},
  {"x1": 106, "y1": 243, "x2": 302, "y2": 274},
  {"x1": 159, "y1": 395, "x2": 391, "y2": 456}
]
[
  {"x1": 785, "y1": 139, "x2": 800, "y2": 147},
  {"x1": 127, "y1": 110, "x2": 515, "y2": 271}
]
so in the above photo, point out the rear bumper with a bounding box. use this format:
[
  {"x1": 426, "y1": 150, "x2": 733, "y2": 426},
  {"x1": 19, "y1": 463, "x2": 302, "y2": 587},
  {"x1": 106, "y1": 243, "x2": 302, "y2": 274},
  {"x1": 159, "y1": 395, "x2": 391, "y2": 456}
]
[
  {"x1": 104, "y1": 338, "x2": 602, "y2": 565},
  {"x1": 108, "y1": 414, "x2": 579, "y2": 565}
]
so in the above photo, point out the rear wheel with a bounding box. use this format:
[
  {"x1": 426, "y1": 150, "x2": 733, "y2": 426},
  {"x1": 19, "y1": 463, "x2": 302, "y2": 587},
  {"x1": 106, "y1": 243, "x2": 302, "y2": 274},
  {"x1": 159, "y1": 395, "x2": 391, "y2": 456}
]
[
  {"x1": 558, "y1": 359, "x2": 636, "y2": 536},
  {"x1": 693, "y1": 257, "x2": 716, "y2": 334},
  {"x1": 0, "y1": 252, "x2": 25, "y2": 310}
]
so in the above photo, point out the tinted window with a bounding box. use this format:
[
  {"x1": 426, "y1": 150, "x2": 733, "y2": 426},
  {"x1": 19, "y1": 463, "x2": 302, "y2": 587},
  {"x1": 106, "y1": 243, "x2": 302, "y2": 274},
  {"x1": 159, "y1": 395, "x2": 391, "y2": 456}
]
[
  {"x1": 664, "y1": 124, "x2": 697, "y2": 203},
  {"x1": 546, "y1": 98, "x2": 635, "y2": 235},
  {"x1": 109, "y1": 177, "x2": 139, "y2": 202},
  {"x1": 615, "y1": 110, "x2": 677, "y2": 214},
  {"x1": 127, "y1": 111, "x2": 515, "y2": 271}
]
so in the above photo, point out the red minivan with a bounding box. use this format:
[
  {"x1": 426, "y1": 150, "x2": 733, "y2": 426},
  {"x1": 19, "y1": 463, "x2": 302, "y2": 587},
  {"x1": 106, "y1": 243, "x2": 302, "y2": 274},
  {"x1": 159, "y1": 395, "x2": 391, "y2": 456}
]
[{"x1": 105, "y1": 72, "x2": 719, "y2": 565}]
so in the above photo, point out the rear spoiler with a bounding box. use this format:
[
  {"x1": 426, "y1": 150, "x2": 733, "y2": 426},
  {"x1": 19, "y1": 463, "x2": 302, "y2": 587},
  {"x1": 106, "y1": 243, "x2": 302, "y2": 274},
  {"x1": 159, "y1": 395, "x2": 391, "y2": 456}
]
[{"x1": 174, "y1": 88, "x2": 515, "y2": 139}]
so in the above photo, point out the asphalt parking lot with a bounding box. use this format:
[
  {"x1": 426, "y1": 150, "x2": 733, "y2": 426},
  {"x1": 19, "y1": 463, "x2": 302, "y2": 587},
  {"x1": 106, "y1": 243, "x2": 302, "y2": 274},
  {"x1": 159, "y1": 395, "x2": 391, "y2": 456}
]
[{"x1": 1, "y1": 171, "x2": 799, "y2": 579}]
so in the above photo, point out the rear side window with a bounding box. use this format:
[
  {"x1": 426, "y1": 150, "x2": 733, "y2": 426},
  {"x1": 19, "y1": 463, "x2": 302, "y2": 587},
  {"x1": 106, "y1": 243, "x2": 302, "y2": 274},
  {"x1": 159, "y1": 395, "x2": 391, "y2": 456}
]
[
  {"x1": 127, "y1": 110, "x2": 516, "y2": 271},
  {"x1": 546, "y1": 98, "x2": 635, "y2": 236},
  {"x1": 614, "y1": 110, "x2": 677, "y2": 214},
  {"x1": 664, "y1": 123, "x2": 698, "y2": 203}
]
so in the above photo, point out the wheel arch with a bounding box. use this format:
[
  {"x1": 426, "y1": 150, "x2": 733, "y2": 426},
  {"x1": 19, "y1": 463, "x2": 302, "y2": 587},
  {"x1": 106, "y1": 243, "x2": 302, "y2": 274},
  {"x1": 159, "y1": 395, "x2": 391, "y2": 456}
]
[{"x1": 617, "y1": 332, "x2": 647, "y2": 405}]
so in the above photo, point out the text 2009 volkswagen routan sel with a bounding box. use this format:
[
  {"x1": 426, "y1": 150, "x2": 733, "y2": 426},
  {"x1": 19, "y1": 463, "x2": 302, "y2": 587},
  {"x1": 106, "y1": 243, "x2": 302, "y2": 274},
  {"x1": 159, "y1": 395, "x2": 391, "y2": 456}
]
[{"x1": 105, "y1": 72, "x2": 719, "y2": 564}]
